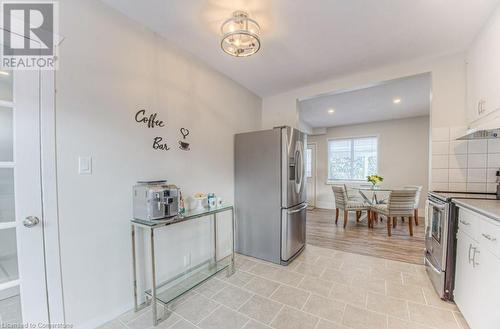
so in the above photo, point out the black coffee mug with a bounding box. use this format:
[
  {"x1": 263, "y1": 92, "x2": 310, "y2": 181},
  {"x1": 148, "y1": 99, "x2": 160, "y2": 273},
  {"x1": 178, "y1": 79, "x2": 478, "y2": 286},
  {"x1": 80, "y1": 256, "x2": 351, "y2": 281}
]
[{"x1": 179, "y1": 140, "x2": 190, "y2": 150}]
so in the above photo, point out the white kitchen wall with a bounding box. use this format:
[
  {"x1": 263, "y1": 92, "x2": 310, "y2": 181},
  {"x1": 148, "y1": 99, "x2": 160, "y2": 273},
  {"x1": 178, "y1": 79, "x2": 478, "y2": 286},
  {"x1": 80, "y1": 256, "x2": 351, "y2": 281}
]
[
  {"x1": 56, "y1": 1, "x2": 261, "y2": 328},
  {"x1": 431, "y1": 127, "x2": 500, "y2": 193},
  {"x1": 309, "y1": 116, "x2": 430, "y2": 211}
]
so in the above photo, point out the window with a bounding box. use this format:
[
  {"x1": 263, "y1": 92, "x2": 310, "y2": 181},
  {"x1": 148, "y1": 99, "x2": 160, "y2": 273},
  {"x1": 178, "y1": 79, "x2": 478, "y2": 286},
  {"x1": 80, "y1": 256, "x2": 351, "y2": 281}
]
[
  {"x1": 305, "y1": 148, "x2": 312, "y2": 178},
  {"x1": 328, "y1": 136, "x2": 378, "y2": 181}
]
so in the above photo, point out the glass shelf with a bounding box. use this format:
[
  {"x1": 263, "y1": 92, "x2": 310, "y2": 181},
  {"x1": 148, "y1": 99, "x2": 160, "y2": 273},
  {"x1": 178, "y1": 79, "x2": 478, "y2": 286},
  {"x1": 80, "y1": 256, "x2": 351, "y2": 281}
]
[
  {"x1": 145, "y1": 256, "x2": 233, "y2": 305},
  {"x1": 131, "y1": 204, "x2": 233, "y2": 228}
]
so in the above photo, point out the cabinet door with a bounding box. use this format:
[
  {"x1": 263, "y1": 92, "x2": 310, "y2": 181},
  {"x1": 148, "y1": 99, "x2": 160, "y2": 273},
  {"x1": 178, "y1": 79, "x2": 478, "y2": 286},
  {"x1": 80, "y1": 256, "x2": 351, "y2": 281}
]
[
  {"x1": 466, "y1": 8, "x2": 500, "y2": 124},
  {"x1": 454, "y1": 231, "x2": 478, "y2": 327},
  {"x1": 466, "y1": 55, "x2": 482, "y2": 123},
  {"x1": 475, "y1": 248, "x2": 500, "y2": 329},
  {"x1": 481, "y1": 11, "x2": 500, "y2": 116}
]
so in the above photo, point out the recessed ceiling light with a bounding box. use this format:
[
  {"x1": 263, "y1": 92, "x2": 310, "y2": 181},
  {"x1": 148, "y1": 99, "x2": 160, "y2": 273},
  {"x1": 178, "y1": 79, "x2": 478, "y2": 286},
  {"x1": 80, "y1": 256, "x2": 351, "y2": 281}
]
[
  {"x1": 328, "y1": 108, "x2": 335, "y2": 114},
  {"x1": 393, "y1": 98, "x2": 401, "y2": 104},
  {"x1": 0, "y1": 71, "x2": 10, "y2": 76}
]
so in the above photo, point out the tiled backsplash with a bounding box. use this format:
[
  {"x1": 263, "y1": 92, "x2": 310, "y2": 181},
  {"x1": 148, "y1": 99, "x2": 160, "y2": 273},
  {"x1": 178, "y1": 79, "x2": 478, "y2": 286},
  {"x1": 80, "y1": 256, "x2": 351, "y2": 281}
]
[{"x1": 431, "y1": 127, "x2": 500, "y2": 193}]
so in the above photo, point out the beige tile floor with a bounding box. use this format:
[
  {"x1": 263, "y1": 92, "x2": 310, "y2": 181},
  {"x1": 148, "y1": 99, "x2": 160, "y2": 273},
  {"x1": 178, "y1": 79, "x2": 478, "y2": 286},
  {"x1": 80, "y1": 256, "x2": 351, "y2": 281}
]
[{"x1": 101, "y1": 245, "x2": 470, "y2": 329}]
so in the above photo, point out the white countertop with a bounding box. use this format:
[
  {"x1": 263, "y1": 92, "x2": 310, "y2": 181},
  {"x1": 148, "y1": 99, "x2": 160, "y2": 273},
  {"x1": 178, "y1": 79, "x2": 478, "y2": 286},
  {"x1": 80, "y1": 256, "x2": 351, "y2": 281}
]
[{"x1": 454, "y1": 198, "x2": 500, "y2": 222}]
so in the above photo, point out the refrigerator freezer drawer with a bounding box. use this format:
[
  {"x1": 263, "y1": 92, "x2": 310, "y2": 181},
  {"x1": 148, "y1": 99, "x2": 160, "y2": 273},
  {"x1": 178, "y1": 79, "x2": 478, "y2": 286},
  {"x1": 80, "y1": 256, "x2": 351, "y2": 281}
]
[{"x1": 281, "y1": 203, "x2": 307, "y2": 261}]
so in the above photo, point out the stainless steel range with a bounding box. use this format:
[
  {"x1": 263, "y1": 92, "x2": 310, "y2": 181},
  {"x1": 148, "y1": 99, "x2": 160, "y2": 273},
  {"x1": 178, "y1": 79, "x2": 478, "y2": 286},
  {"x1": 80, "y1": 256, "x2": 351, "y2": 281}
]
[{"x1": 425, "y1": 191, "x2": 497, "y2": 300}]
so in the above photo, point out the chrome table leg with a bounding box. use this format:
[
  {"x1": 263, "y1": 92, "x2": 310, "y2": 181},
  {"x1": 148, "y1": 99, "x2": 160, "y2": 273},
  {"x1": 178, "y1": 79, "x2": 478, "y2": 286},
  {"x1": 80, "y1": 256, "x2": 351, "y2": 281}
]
[
  {"x1": 214, "y1": 213, "x2": 217, "y2": 265},
  {"x1": 229, "y1": 207, "x2": 235, "y2": 275},
  {"x1": 150, "y1": 228, "x2": 158, "y2": 326},
  {"x1": 131, "y1": 225, "x2": 138, "y2": 311}
]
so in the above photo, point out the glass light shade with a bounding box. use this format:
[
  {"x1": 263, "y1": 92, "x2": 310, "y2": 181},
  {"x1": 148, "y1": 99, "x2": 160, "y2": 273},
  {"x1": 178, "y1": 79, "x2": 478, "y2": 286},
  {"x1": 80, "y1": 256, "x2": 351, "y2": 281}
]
[{"x1": 221, "y1": 11, "x2": 261, "y2": 57}]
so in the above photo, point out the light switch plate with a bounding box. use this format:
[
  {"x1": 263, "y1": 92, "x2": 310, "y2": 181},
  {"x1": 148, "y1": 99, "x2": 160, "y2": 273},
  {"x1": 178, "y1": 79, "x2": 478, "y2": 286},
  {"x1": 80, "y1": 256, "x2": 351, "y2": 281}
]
[{"x1": 78, "y1": 156, "x2": 92, "y2": 175}]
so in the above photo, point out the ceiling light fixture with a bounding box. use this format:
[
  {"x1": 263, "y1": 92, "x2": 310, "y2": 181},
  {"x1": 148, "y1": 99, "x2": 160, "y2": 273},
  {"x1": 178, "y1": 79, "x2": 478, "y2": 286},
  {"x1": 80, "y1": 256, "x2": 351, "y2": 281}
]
[
  {"x1": 221, "y1": 11, "x2": 261, "y2": 57},
  {"x1": 328, "y1": 109, "x2": 335, "y2": 114},
  {"x1": 393, "y1": 98, "x2": 401, "y2": 104}
]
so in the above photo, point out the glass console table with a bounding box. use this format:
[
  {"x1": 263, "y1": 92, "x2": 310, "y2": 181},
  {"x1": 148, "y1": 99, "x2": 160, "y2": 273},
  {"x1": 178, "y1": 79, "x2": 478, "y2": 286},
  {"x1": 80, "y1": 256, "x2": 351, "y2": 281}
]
[{"x1": 130, "y1": 204, "x2": 235, "y2": 326}]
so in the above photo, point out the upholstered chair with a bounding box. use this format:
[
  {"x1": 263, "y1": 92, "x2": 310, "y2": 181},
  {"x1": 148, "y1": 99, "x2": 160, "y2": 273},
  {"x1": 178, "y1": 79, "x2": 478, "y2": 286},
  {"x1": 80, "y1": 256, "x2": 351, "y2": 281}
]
[
  {"x1": 403, "y1": 185, "x2": 422, "y2": 226},
  {"x1": 370, "y1": 189, "x2": 418, "y2": 236},
  {"x1": 332, "y1": 185, "x2": 368, "y2": 229}
]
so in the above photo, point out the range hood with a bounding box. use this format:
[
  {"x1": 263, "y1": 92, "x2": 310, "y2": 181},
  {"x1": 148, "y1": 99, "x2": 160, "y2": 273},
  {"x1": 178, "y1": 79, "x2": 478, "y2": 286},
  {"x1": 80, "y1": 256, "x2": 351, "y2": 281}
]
[{"x1": 456, "y1": 128, "x2": 500, "y2": 140}]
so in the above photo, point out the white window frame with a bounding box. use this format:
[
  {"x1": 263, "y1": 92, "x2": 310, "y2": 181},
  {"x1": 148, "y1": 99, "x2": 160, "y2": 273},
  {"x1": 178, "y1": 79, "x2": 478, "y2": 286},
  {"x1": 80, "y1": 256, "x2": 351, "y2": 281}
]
[
  {"x1": 326, "y1": 135, "x2": 379, "y2": 183},
  {"x1": 305, "y1": 147, "x2": 313, "y2": 178}
]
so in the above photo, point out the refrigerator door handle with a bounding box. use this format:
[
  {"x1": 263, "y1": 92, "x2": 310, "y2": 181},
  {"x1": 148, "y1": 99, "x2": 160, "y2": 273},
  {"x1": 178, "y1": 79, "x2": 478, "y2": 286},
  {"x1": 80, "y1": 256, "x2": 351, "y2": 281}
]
[
  {"x1": 294, "y1": 144, "x2": 304, "y2": 194},
  {"x1": 288, "y1": 203, "x2": 308, "y2": 214},
  {"x1": 294, "y1": 149, "x2": 300, "y2": 193}
]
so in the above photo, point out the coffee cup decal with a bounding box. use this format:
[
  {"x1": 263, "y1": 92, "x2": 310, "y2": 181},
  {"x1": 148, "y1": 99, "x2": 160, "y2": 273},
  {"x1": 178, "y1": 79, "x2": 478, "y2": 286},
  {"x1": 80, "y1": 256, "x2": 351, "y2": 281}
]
[
  {"x1": 178, "y1": 127, "x2": 191, "y2": 151},
  {"x1": 180, "y1": 128, "x2": 189, "y2": 139},
  {"x1": 179, "y1": 140, "x2": 190, "y2": 151}
]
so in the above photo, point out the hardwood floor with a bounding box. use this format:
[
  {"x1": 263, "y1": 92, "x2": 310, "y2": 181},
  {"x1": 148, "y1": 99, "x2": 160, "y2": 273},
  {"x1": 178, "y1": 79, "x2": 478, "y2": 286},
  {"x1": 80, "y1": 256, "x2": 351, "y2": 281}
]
[{"x1": 306, "y1": 208, "x2": 425, "y2": 265}]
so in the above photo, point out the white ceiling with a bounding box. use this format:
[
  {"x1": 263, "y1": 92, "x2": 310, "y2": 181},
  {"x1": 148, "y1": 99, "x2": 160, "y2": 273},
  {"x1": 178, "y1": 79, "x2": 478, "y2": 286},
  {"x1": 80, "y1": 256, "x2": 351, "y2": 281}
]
[
  {"x1": 298, "y1": 73, "x2": 431, "y2": 128},
  {"x1": 101, "y1": 0, "x2": 499, "y2": 97}
]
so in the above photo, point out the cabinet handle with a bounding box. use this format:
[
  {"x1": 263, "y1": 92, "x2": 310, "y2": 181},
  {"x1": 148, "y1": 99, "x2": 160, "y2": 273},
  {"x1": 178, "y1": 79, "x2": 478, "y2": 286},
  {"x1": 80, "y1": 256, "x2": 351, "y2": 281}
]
[
  {"x1": 482, "y1": 233, "x2": 497, "y2": 242},
  {"x1": 460, "y1": 220, "x2": 470, "y2": 226},
  {"x1": 472, "y1": 248, "x2": 480, "y2": 268},
  {"x1": 478, "y1": 101, "x2": 481, "y2": 115},
  {"x1": 468, "y1": 244, "x2": 474, "y2": 264}
]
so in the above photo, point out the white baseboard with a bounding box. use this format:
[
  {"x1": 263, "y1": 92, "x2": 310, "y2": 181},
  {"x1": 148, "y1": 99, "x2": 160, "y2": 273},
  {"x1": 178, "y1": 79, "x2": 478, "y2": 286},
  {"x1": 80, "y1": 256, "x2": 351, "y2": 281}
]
[{"x1": 77, "y1": 302, "x2": 132, "y2": 329}]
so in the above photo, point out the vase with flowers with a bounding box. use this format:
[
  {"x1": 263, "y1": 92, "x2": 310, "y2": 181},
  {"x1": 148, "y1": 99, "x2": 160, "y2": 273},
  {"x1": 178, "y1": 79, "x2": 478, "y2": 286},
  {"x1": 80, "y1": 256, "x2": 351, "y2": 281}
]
[{"x1": 367, "y1": 175, "x2": 384, "y2": 188}]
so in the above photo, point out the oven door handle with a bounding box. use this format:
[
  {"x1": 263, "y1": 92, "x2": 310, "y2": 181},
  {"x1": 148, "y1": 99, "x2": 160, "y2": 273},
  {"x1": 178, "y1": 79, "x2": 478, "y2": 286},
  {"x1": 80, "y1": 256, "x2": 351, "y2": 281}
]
[{"x1": 428, "y1": 199, "x2": 446, "y2": 211}]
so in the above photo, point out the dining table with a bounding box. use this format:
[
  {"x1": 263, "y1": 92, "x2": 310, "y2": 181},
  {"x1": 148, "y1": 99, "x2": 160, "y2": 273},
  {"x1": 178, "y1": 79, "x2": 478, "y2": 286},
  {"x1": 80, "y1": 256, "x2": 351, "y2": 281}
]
[
  {"x1": 350, "y1": 185, "x2": 397, "y2": 205},
  {"x1": 348, "y1": 185, "x2": 408, "y2": 224}
]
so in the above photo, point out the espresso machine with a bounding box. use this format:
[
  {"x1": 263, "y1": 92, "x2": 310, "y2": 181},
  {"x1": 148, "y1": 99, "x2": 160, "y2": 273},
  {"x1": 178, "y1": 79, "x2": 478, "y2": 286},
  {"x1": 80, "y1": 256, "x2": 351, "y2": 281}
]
[{"x1": 133, "y1": 180, "x2": 179, "y2": 221}]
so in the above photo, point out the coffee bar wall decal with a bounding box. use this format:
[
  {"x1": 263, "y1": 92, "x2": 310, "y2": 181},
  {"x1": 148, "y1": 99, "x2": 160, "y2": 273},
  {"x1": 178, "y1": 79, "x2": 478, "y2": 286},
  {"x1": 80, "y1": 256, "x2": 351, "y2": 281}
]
[
  {"x1": 153, "y1": 137, "x2": 170, "y2": 150},
  {"x1": 180, "y1": 128, "x2": 189, "y2": 139},
  {"x1": 179, "y1": 127, "x2": 190, "y2": 151},
  {"x1": 135, "y1": 109, "x2": 165, "y2": 128},
  {"x1": 134, "y1": 108, "x2": 191, "y2": 152}
]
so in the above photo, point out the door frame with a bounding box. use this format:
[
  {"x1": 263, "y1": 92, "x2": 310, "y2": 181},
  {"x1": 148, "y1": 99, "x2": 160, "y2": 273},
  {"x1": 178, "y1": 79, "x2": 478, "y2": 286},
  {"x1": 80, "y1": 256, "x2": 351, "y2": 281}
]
[
  {"x1": 306, "y1": 142, "x2": 317, "y2": 208},
  {"x1": 0, "y1": 25, "x2": 64, "y2": 324}
]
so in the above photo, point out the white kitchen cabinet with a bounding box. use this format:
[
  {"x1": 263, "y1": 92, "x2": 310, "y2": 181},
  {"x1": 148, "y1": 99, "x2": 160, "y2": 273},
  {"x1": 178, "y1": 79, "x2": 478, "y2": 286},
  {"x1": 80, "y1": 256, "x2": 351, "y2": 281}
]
[
  {"x1": 466, "y1": 6, "x2": 500, "y2": 128},
  {"x1": 454, "y1": 230, "x2": 479, "y2": 328},
  {"x1": 455, "y1": 207, "x2": 500, "y2": 329},
  {"x1": 475, "y1": 247, "x2": 500, "y2": 329}
]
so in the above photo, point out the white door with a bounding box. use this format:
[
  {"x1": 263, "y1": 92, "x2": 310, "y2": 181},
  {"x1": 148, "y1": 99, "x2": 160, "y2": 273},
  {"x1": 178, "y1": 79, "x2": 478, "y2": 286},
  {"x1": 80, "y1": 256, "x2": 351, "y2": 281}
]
[
  {"x1": 305, "y1": 144, "x2": 316, "y2": 208},
  {"x1": 0, "y1": 68, "x2": 49, "y2": 325}
]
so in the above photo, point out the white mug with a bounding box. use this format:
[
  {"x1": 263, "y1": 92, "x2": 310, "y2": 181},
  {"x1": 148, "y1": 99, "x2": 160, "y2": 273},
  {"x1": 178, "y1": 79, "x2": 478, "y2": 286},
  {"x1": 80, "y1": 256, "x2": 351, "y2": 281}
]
[{"x1": 216, "y1": 197, "x2": 223, "y2": 206}]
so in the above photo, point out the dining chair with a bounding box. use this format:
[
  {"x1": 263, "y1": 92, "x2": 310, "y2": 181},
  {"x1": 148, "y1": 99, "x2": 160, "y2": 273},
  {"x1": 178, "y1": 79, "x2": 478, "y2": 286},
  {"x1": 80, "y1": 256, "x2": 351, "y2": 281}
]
[
  {"x1": 344, "y1": 184, "x2": 363, "y2": 202},
  {"x1": 369, "y1": 189, "x2": 417, "y2": 236},
  {"x1": 332, "y1": 185, "x2": 368, "y2": 228},
  {"x1": 403, "y1": 185, "x2": 422, "y2": 226}
]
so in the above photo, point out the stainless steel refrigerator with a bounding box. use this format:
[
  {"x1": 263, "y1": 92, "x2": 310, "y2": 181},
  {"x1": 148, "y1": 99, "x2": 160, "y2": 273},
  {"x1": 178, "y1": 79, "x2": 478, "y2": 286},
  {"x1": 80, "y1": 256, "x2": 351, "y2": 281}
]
[{"x1": 235, "y1": 126, "x2": 307, "y2": 265}]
